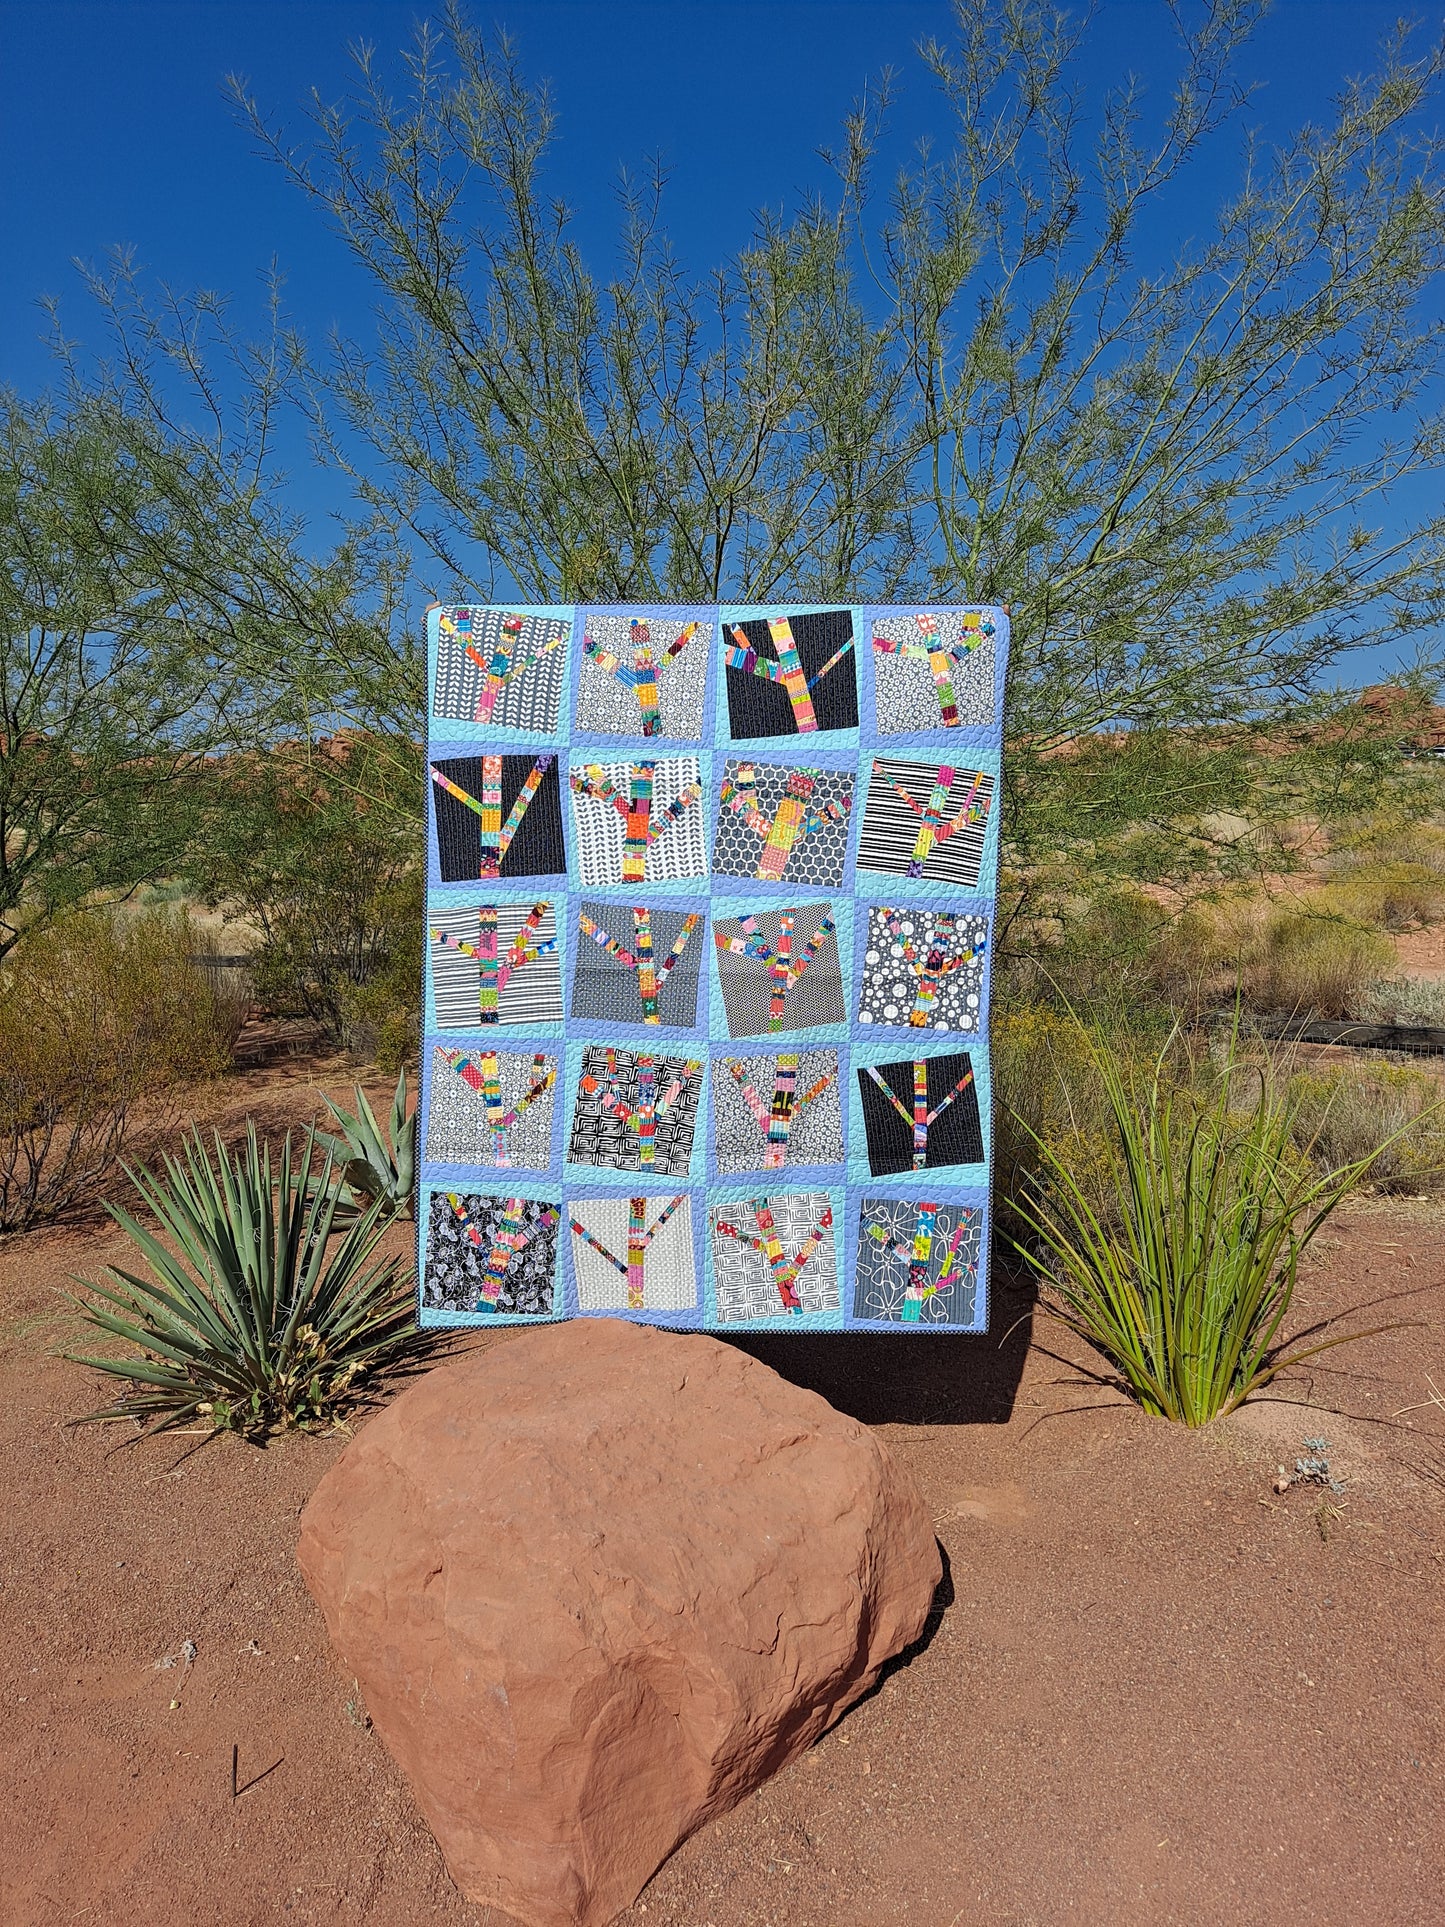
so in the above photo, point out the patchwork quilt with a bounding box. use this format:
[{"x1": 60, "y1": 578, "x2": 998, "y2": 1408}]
[{"x1": 418, "y1": 602, "x2": 1007, "y2": 1332}]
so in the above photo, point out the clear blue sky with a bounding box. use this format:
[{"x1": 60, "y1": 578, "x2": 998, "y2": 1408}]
[{"x1": 0, "y1": 0, "x2": 1437, "y2": 674}]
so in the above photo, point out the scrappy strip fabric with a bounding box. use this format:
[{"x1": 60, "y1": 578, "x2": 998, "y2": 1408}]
[
  {"x1": 578, "y1": 909, "x2": 712, "y2": 1032},
  {"x1": 429, "y1": 901, "x2": 564, "y2": 1028},
  {"x1": 856, "y1": 757, "x2": 996, "y2": 887},
  {"x1": 857, "y1": 907, "x2": 990, "y2": 1032},
  {"x1": 870, "y1": 610, "x2": 997, "y2": 732},
  {"x1": 568, "y1": 1193, "x2": 696, "y2": 1311},
  {"x1": 713, "y1": 904, "x2": 846, "y2": 1037},
  {"x1": 432, "y1": 606, "x2": 568, "y2": 732},
  {"x1": 424, "y1": 1045, "x2": 557, "y2": 1168},
  {"x1": 858, "y1": 1053, "x2": 985, "y2": 1175},
  {"x1": 568, "y1": 1044, "x2": 703, "y2": 1175},
  {"x1": 576, "y1": 615, "x2": 709, "y2": 739},
  {"x1": 723, "y1": 610, "x2": 859, "y2": 737},
  {"x1": 709, "y1": 1192, "x2": 839, "y2": 1321},
  {"x1": 423, "y1": 1190, "x2": 560, "y2": 1315},
  {"x1": 568, "y1": 756, "x2": 707, "y2": 885},
  {"x1": 714, "y1": 1047, "x2": 843, "y2": 1173},
  {"x1": 854, "y1": 1198, "x2": 982, "y2": 1325},
  {"x1": 430, "y1": 753, "x2": 565, "y2": 880},
  {"x1": 713, "y1": 761, "x2": 853, "y2": 884}
]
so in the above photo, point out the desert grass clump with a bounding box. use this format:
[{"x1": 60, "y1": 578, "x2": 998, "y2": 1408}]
[
  {"x1": 68, "y1": 1124, "x2": 432, "y2": 1439},
  {"x1": 1243, "y1": 907, "x2": 1394, "y2": 1019},
  {"x1": 1009, "y1": 1018, "x2": 1404, "y2": 1425},
  {"x1": 0, "y1": 907, "x2": 245, "y2": 1231},
  {"x1": 1354, "y1": 977, "x2": 1445, "y2": 1027},
  {"x1": 1288, "y1": 1060, "x2": 1445, "y2": 1193}
]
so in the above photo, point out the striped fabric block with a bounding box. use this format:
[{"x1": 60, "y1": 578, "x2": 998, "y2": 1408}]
[{"x1": 419, "y1": 602, "x2": 1007, "y2": 1332}]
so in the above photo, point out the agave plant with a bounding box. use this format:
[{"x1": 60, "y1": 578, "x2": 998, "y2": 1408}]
[
  {"x1": 68, "y1": 1123, "x2": 431, "y2": 1439},
  {"x1": 1009, "y1": 1017, "x2": 1415, "y2": 1426},
  {"x1": 316, "y1": 1067, "x2": 417, "y2": 1222}
]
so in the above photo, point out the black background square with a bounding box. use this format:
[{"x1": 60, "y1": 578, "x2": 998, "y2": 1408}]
[
  {"x1": 432, "y1": 754, "x2": 566, "y2": 881},
  {"x1": 857, "y1": 1053, "x2": 985, "y2": 1175},
  {"x1": 724, "y1": 610, "x2": 858, "y2": 737}
]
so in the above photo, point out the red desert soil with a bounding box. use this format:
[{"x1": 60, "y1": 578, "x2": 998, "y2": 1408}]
[{"x1": 2, "y1": 1047, "x2": 1442, "y2": 1927}]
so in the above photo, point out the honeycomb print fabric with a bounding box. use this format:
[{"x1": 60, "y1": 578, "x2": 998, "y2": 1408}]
[{"x1": 419, "y1": 601, "x2": 1007, "y2": 1331}]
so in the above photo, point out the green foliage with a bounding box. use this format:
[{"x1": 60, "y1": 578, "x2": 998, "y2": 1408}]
[
  {"x1": 0, "y1": 907, "x2": 243, "y2": 1232},
  {"x1": 68, "y1": 1123, "x2": 431, "y2": 1439},
  {"x1": 1355, "y1": 976, "x2": 1445, "y2": 1027},
  {"x1": 186, "y1": 744, "x2": 421, "y2": 1055},
  {"x1": 1009, "y1": 1017, "x2": 1404, "y2": 1426},
  {"x1": 316, "y1": 1069, "x2": 417, "y2": 1222},
  {"x1": 1289, "y1": 1060, "x2": 1445, "y2": 1194}
]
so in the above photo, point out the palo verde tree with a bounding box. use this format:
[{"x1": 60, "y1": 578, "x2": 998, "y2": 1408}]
[{"x1": 41, "y1": 2, "x2": 1445, "y2": 926}]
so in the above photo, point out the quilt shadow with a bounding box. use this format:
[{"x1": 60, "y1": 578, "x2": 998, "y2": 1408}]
[{"x1": 720, "y1": 1256, "x2": 1035, "y2": 1426}]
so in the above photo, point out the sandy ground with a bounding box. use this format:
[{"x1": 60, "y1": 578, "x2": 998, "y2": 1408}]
[{"x1": 1, "y1": 1046, "x2": 1442, "y2": 1927}]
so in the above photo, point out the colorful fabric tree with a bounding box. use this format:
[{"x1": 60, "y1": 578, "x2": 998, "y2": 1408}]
[{"x1": 717, "y1": 764, "x2": 852, "y2": 880}]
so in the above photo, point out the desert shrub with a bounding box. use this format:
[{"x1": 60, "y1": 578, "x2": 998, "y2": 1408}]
[
  {"x1": 1288, "y1": 1060, "x2": 1445, "y2": 1193},
  {"x1": 1241, "y1": 907, "x2": 1394, "y2": 1018},
  {"x1": 1318, "y1": 862, "x2": 1445, "y2": 931},
  {"x1": 1353, "y1": 976, "x2": 1445, "y2": 1026},
  {"x1": 68, "y1": 1123, "x2": 434, "y2": 1439},
  {"x1": 187, "y1": 744, "x2": 422, "y2": 1059},
  {"x1": 0, "y1": 908, "x2": 242, "y2": 1232},
  {"x1": 1010, "y1": 1018, "x2": 1401, "y2": 1426},
  {"x1": 992, "y1": 999, "x2": 1190, "y2": 1233}
]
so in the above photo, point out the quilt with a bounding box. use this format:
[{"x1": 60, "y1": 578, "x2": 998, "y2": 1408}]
[{"x1": 418, "y1": 601, "x2": 1007, "y2": 1331}]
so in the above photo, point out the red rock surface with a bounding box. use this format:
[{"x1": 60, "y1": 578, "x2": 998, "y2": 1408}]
[{"x1": 296, "y1": 1317, "x2": 941, "y2": 1927}]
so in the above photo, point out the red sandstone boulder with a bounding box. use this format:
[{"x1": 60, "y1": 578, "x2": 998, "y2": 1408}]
[{"x1": 298, "y1": 1318, "x2": 941, "y2": 1927}]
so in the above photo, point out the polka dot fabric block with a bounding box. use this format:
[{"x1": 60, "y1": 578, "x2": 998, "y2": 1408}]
[{"x1": 419, "y1": 601, "x2": 1007, "y2": 1333}]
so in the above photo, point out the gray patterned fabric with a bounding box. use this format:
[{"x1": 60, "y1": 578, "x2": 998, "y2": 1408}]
[
  {"x1": 423, "y1": 1192, "x2": 559, "y2": 1316},
  {"x1": 713, "y1": 902, "x2": 846, "y2": 1038},
  {"x1": 852, "y1": 1197, "x2": 982, "y2": 1325},
  {"x1": 708, "y1": 1193, "x2": 839, "y2": 1322},
  {"x1": 567, "y1": 755, "x2": 708, "y2": 886},
  {"x1": 568, "y1": 1194, "x2": 699, "y2": 1312},
  {"x1": 711, "y1": 760, "x2": 852, "y2": 885},
  {"x1": 566, "y1": 1046, "x2": 703, "y2": 1175},
  {"x1": 432, "y1": 607, "x2": 568, "y2": 732},
  {"x1": 424, "y1": 1046, "x2": 557, "y2": 1169},
  {"x1": 856, "y1": 906, "x2": 990, "y2": 1035},
  {"x1": 570, "y1": 901, "x2": 705, "y2": 1028},
  {"x1": 872, "y1": 611, "x2": 996, "y2": 732},
  {"x1": 574, "y1": 614, "x2": 710, "y2": 738},
  {"x1": 712, "y1": 1047, "x2": 844, "y2": 1173}
]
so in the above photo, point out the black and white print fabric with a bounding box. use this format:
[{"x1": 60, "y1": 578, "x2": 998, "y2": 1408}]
[
  {"x1": 423, "y1": 1191, "x2": 559, "y2": 1315},
  {"x1": 712, "y1": 1048, "x2": 844, "y2": 1174},
  {"x1": 424, "y1": 1046, "x2": 557, "y2": 1169},
  {"x1": 708, "y1": 1193, "x2": 840, "y2": 1322},
  {"x1": 432, "y1": 607, "x2": 569, "y2": 732},
  {"x1": 574, "y1": 613, "x2": 711, "y2": 739},
  {"x1": 856, "y1": 757, "x2": 995, "y2": 887},
  {"x1": 871, "y1": 611, "x2": 997, "y2": 732},
  {"x1": 429, "y1": 902, "x2": 565, "y2": 1028},
  {"x1": 857, "y1": 906, "x2": 990, "y2": 1034},
  {"x1": 567, "y1": 755, "x2": 708, "y2": 886},
  {"x1": 566, "y1": 1046, "x2": 703, "y2": 1176}
]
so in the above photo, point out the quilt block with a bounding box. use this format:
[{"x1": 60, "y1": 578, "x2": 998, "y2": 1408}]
[{"x1": 419, "y1": 600, "x2": 1007, "y2": 1332}]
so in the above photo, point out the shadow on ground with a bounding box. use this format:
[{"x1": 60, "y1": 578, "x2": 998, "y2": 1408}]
[{"x1": 721, "y1": 1261, "x2": 1036, "y2": 1426}]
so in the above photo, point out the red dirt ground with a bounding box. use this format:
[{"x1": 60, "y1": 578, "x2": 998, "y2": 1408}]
[{"x1": 1, "y1": 1045, "x2": 1442, "y2": 1927}]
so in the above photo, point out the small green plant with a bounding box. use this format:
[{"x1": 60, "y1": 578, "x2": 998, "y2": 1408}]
[
  {"x1": 316, "y1": 1068, "x2": 416, "y2": 1222},
  {"x1": 1244, "y1": 907, "x2": 1394, "y2": 1019},
  {"x1": 1009, "y1": 1017, "x2": 1409, "y2": 1426},
  {"x1": 1353, "y1": 976, "x2": 1445, "y2": 1027},
  {"x1": 68, "y1": 1123, "x2": 431, "y2": 1439}
]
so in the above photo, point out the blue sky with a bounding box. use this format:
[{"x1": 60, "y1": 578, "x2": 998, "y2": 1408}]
[{"x1": 1, "y1": 0, "x2": 1438, "y2": 675}]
